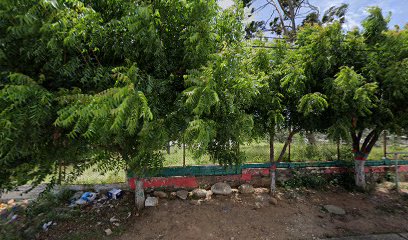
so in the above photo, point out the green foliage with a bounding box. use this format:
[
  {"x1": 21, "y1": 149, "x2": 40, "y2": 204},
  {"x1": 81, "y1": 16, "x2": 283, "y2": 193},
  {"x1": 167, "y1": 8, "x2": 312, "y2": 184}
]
[
  {"x1": 183, "y1": 44, "x2": 257, "y2": 164},
  {"x1": 362, "y1": 7, "x2": 390, "y2": 45},
  {"x1": 297, "y1": 93, "x2": 328, "y2": 116},
  {"x1": 0, "y1": 74, "x2": 57, "y2": 188},
  {"x1": 249, "y1": 40, "x2": 286, "y2": 139},
  {"x1": 1, "y1": 0, "x2": 408, "y2": 190},
  {"x1": 332, "y1": 66, "x2": 378, "y2": 117},
  {"x1": 183, "y1": 4, "x2": 257, "y2": 165},
  {"x1": 282, "y1": 170, "x2": 328, "y2": 189},
  {"x1": 0, "y1": 0, "x2": 238, "y2": 188}
]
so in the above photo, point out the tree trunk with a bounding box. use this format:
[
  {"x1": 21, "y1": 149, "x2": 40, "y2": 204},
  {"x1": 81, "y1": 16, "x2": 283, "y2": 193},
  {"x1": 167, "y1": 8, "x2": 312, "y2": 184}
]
[
  {"x1": 287, "y1": 0, "x2": 297, "y2": 40},
  {"x1": 269, "y1": 132, "x2": 275, "y2": 163},
  {"x1": 269, "y1": 131, "x2": 276, "y2": 195},
  {"x1": 135, "y1": 179, "x2": 145, "y2": 211},
  {"x1": 277, "y1": 129, "x2": 297, "y2": 162},
  {"x1": 58, "y1": 160, "x2": 62, "y2": 184},
  {"x1": 183, "y1": 142, "x2": 186, "y2": 167},
  {"x1": 351, "y1": 128, "x2": 380, "y2": 190},
  {"x1": 354, "y1": 159, "x2": 366, "y2": 189},
  {"x1": 288, "y1": 141, "x2": 291, "y2": 162},
  {"x1": 166, "y1": 142, "x2": 171, "y2": 154},
  {"x1": 383, "y1": 131, "x2": 387, "y2": 158},
  {"x1": 337, "y1": 139, "x2": 340, "y2": 161}
]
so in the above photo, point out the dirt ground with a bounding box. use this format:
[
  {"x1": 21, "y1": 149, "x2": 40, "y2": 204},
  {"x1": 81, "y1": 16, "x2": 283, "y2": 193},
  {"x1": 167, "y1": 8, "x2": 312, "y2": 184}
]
[{"x1": 40, "y1": 184, "x2": 408, "y2": 240}]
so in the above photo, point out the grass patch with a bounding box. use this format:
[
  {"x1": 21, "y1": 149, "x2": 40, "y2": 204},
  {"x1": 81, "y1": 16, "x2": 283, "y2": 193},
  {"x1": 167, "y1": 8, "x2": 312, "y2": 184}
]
[
  {"x1": 71, "y1": 168, "x2": 126, "y2": 185},
  {"x1": 65, "y1": 140, "x2": 407, "y2": 185}
]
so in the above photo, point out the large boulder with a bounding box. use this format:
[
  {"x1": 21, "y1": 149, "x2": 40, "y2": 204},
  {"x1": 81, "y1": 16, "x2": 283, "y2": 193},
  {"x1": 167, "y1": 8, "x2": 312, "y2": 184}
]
[
  {"x1": 211, "y1": 182, "x2": 232, "y2": 195},
  {"x1": 153, "y1": 191, "x2": 168, "y2": 199},
  {"x1": 192, "y1": 189, "x2": 207, "y2": 199},
  {"x1": 238, "y1": 184, "x2": 255, "y2": 194}
]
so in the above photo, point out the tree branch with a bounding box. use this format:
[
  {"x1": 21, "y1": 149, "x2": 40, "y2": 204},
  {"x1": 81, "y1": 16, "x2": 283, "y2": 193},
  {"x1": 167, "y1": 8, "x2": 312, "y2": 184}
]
[
  {"x1": 277, "y1": 128, "x2": 299, "y2": 161},
  {"x1": 361, "y1": 128, "x2": 377, "y2": 151},
  {"x1": 365, "y1": 131, "x2": 380, "y2": 154}
]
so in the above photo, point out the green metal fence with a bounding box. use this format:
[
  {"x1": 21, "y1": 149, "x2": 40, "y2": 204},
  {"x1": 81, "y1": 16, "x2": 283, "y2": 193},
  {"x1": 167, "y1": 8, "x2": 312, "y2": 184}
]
[{"x1": 129, "y1": 159, "x2": 408, "y2": 178}]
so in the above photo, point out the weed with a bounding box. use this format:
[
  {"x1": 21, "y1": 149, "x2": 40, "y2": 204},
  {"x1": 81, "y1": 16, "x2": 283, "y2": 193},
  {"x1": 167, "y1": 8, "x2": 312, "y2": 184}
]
[
  {"x1": 282, "y1": 170, "x2": 328, "y2": 189},
  {"x1": 0, "y1": 190, "x2": 78, "y2": 240}
]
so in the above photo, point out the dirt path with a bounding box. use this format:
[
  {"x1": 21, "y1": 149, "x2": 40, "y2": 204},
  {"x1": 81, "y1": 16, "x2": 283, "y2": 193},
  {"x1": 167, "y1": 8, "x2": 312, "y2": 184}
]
[
  {"x1": 36, "y1": 185, "x2": 408, "y2": 240},
  {"x1": 117, "y1": 188, "x2": 408, "y2": 240}
]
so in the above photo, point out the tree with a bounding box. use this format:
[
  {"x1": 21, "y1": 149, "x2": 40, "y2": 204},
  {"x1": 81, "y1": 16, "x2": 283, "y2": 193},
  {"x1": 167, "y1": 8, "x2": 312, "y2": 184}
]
[
  {"x1": 243, "y1": 0, "x2": 348, "y2": 39},
  {"x1": 300, "y1": 7, "x2": 408, "y2": 189},
  {"x1": 249, "y1": 29, "x2": 338, "y2": 193},
  {"x1": 346, "y1": 7, "x2": 408, "y2": 189},
  {"x1": 183, "y1": 4, "x2": 258, "y2": 166},
  {"x1": 0, "y1": 0, "x2": 228, "y2": 188},
  {"x1": 248, "y1": 40, "x2": 285, "y2": 194}
]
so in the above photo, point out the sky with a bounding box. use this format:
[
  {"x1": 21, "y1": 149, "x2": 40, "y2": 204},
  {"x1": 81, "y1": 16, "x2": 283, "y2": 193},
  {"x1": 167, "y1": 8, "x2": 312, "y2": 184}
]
[{"x1": 219, "y1": 0, "x2": 408, "y2": 31}]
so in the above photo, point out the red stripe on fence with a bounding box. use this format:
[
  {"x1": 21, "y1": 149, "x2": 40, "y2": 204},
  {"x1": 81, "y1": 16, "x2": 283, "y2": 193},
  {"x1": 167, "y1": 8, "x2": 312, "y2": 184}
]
[
  {"x1": 128, "y1": 176, "x2": 198, "y2": 189},
  {"x1": 128, "y1": 165, "x2": 408, "y2": 190}
]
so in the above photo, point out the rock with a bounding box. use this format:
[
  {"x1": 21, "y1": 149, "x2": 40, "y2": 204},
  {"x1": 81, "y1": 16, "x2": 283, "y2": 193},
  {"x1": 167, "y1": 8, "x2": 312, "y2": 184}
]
[
  {"x1": 323, "y1": 205, "x2": 346, "y2": 215},
  {"x1": 254, "y1": 188, "x2": 269, "y2": 194},
  {"x1": 110, "y1": 217, "x2": 119, "y2": 222},
  {"x1": 192, "y1": 189, "x2": 207, "y2": 199},
  {"x1": 105, "y1": 228, "x2": 113, "y2": 236},
  {"x1": 206, "y1": 190, "x2": 213, "y2": 200},
  {"x1": 176, "y1": 190, "x2": 189, "y2": 200},
  {"x1": 238, "y1": 184, "x2": 255, "y2": 194},
  {"x1": 169, "y1": 192, "x2": 177, "y2": 200},
  {"x1": 255, "y1": 194, "x2": 270, "y2": 202},
  {"x1": 153, "y1": 191, "x2": 168, "y2": 199},
  {"x1": 211, "y1": 182, "x2": 232, "y2": 195},
  {"x1": 7, "y1": 199, "x2": 15, "y2": 205},
  {"x1": 254, "y1": 202, "x2": 262, "y2": 209},
  {"x1": 269, "y1": 197, "x2": 278, "y2": 205},
  {"x1": 145, "y1": 197, "x2": 159, "y2": 207}
]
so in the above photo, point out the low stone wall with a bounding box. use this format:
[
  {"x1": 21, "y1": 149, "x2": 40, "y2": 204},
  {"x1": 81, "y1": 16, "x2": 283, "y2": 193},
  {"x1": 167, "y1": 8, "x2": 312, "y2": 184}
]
[{"x1": 128, "y1": 165, "x2": 408, "y2": 190}]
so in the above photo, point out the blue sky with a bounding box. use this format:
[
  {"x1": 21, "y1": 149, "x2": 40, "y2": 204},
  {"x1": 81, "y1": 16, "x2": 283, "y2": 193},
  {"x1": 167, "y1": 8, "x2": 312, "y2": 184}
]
[{"x1": 220, "y1": 0, "x2": 408, "y2": 31}]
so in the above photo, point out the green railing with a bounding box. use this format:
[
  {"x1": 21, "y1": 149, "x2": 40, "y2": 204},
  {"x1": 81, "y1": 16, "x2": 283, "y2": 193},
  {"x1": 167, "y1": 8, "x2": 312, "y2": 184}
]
[{"x1": 128, "y1": 159, "x2": 408, "y2": 178}]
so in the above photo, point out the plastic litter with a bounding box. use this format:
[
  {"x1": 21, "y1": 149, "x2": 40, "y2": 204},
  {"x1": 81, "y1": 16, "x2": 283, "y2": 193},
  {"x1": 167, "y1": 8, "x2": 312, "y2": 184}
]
[
  {"x1": 107, "y1": 188, "x2": 123, "y2": 200},
  {"x1": 42, "y1": 221, "x2": 53, "y2": 231},
  {"x1": 75, "y1": 192, "x2": 97, "y2": 205}
]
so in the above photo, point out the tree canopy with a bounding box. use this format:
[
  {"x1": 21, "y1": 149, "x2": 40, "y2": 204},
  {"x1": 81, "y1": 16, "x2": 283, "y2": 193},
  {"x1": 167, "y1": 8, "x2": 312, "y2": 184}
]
[
  {"x1": 1, "y1": 0, "x2": 407, "y2": 190},
  {"x1": 0, "y1": 0, "x2": 238, "y2": 188}
]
